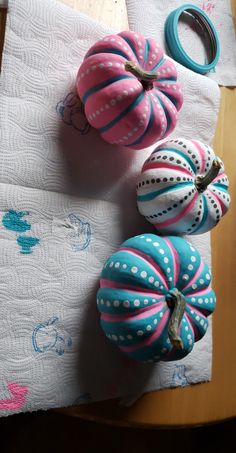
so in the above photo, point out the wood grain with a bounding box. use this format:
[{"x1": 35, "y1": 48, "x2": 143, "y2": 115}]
[{"x1": 0, "y1": 0, "x2": 235, "y2": 427}]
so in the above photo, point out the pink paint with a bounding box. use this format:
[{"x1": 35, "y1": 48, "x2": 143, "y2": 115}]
[
  {"x1": 183, "y1": 260, "x2": 204, "y2": 291},
  {"x1": 76, "y1": 30, "x2": 183, "y2": 150},
  {"x1": 101, "y1": 302, "x2": 166, "y2": 323},
  {"x1": 0, "y1": 383, "x2": 28, "y2": 411},
  {"x1": 100, "y1": 279, "x2": 163, "y2": 296},
  {"x1": 142, "y1": 162, "x2": 193, "y2": 177},
  {"x1": 191, "y1": 140, "x2": 206, "y2": 173},
  {"x1": 163, "y1": 238, "x2": 180, "y2": 286},
  {"x1": 202, "y1": 1, "x2": 215, "y2": 15},
  {"x1": 120, "y1": 247, "x2": 169, "y2": 289},
  {"x1": 154, "y1": 193, "x2": 199, "y2": 229},
  {"x1": 120, "y1": 309, "x2": 170, "y2": 353},
  {"x1": 212, "y1": 172, "x2": 227, "y2": 183}
]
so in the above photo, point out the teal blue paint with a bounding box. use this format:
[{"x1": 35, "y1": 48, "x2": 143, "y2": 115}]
[
  {"x1": 137, "y1": 182, "x2": 193, "y2": 202},
  {"x1": 164, "y1": 5, "x2": 220, "y2": 74},
  {"x1": 153, "y1": 147, "x2": 197, "y2": 173},
  {"x1": 17, "y1": 236, "x2": 40, "y2": 254},
  {"x1": 2, "y1": 210, "x2": 31, "y2": 233}
]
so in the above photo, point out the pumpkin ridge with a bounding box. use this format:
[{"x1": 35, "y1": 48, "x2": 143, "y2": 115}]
[
  {"x1": 190, "y1": 194, "x2": 208, "y2": 234},
  {"x1": 207, "y1": 189, "x2": 226, "y2": 215},
  {"x1": 119, "y1": 246, "x2": 169, "y2": 289},
  {"x1": 120, "y1": 309, "x2": 170, "y2": 353},
  {"x1": 152, "y1": 147, "x2": 196, "y2": 173},
  {"x1": 101, "y1": 302, "x2": 165, "y2": 323},
  {"x1": 155, "y1": 89, "x2": 178, "y2": 107},
  {"x1": 182, "y1": 260, "x2": 205, "y2": 292},
  {"x1": 126, "y1": 96, "x2": 154, "y2": 147},
  {"x1": 81, "y1": 74, "x2": 133, "y2": 104},
  {"x1": 154, "y1": 192, "x2": 199, "y2": 229},
  {"x1": 154, "y1": 94, "x2": 170, "y2": 134},
  {"x1": 100, "y1": 278, "x2": 163, "y2": 295},
  {"x1": 162, "y1": 238, "x2": 180, "y2": 286},
  {"x1": 85, "y1": 47, "x2": 129, "y2": 60},
  {"x1": 142, "y1": 161, "x2": 193, "y2": 176},
  {"x1": 152, "y1": 56, "x2": 165, "y2": 71},
  {"x1": 99, "y1": 91, "x2": 145, "y2": 134},
  {"x1": 137, "y1": 182, "x2": 193, "y2": 203}
]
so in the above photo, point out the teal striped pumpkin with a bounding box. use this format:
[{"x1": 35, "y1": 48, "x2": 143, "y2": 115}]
[{"x1": 97, "y1": 234, "x2": 216, "y2": 363}]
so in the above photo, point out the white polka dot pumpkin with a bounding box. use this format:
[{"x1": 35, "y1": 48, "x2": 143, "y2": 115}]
[
  {"x1": 97, "y1": 234, "x2": 216, "y2": 363},
  {"x1": 137, "y1": 138, "x2": 230, "y2": 235},
  {"x1": 76, "y1": 31, "x2": 183, "y2": 150}
]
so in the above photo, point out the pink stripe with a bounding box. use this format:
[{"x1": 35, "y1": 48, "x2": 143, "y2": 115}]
[
  {"x1": 100, "y1": 279, "x2": 163, "y2": 296},
  {"x1": 183, "y1": 260, "x2": 204, "y2": 291},
  {"x1": 101, "y1": 302, "x2": 165, "y2": 323},
  {"x1": 142, "y1": 162, "x2": 192, "y2": 177},
  {"x1": 154, "y1": 193, "x2": 198, "y2": 228},
  {"x1": 191, "y1": 140, "x2": 206, "y2": 173},
  {"x1": 208, "y1": 190, "x2": 227, "y2": 215},
  {"x1": 120, "y1": 247, "x2": 168, "y2": 289},
  {"x1": 163, "y1": 238, "x2": 179, "y2": 286},
  {"x1": 120, "y1": 309, "x2": 170, "y2": 353},
  {"x1": 212, "y1": 172, "x2": 227, "y2": 183}
]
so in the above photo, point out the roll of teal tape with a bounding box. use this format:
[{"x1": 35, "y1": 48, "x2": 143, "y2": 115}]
[{"x1": 165, "y1": 4, "x2": 220, "y2": 74}]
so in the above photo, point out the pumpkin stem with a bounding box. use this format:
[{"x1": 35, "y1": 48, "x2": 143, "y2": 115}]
[
  {"x1": 166, "y1": 289, "x2": 186, "y2": 350},
  {"x1": 195, "y1": 158, "x2": 222, "y2": 193},
  {"x1": 125, "y1": 61, "x2": 158, "y2": 90}
]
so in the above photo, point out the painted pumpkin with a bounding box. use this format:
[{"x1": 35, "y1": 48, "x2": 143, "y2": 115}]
[
  {"x1": 97, "y1": 233, "x2": 215, "y2": 363},
  {"x1": 76, "y1": 31, "x2": 183, "y2": 150},
  {"x1": 136, "y1": 138, "x2": 230, "y2": 235}
]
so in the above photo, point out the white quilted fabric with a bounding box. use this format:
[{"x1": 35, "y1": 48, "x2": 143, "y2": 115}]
[
  {"x1": 0, "y1": 0, "x2": 221, "y2": 415},
  {"x1": 126, "y1": 0, "x2": 236, "y2": 86}
]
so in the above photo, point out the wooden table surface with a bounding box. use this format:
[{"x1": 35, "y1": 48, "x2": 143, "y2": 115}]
[{"x1": 0, "y1": 0, "x2": 235, "y2": 428}]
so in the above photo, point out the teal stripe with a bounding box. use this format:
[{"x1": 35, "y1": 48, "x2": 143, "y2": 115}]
[
  {"x1": 120, "y1": 35, "x2": 138, "y2": 59},
  {"x1": 144, "y1": 39, "x2": 150, "y2": 64},
  {"x1": 99, "y1": 91, "x2": 145, "y2": 133},
  {"x1": 155, "y1": 94, "x2": 171, "y2": 133},
  {"x1": 211, "y1": 183, "x2": 228, "y2": 193},
  {"x1": 152, "y1": 56, "x2": 165, "y2": 71},
  {"x1": 156, "y1": 89, "x2": 177, "y2": 107},
  {"x1": 86, "y1": 47, "x2": 128, "y2": 60},
  {"x1": 82, "y1": 75, "x2": 133, "y2": 104},
  {"x1": 127, "y1": 97, "x2": 154, "y2": 147},
  {"x1": 137, "y1": 182, "x2": 193, "y2": 202},
  {"x1": 191, "y1": 194, "x2": 208, "y2": 234},
  {"x1": 156, "y1": 77, "x2": 177, "y2": 82},
  {"x1": 153, "y1": 147, "x2": 196, "y2": 173}
]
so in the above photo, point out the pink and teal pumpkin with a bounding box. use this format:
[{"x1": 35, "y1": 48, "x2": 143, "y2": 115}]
[
  {"x1": 97, "y1": 234, "x2": 216, "y2": 363},
  {"x1": 76, "y1": 31, "x2": 183, "y2": 150},
  {"x1": 137, "y1": 138, "x2": 230, "y2": 235}
]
